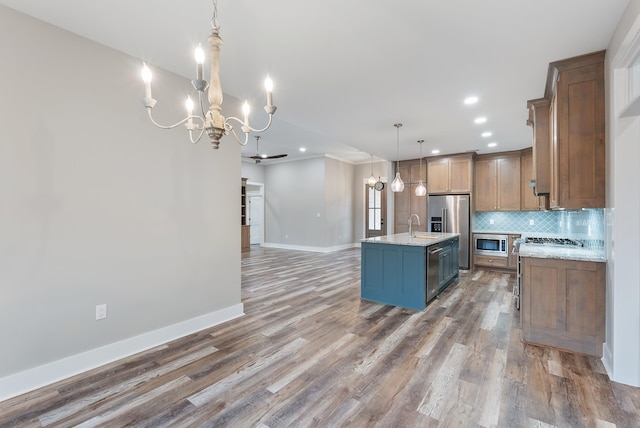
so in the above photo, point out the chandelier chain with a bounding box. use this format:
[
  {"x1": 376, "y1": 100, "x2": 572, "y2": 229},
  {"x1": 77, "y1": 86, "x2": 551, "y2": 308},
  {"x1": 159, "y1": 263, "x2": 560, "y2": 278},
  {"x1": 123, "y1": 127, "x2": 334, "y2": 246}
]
[{"x1": 211, "y1": 0, "x2": 220, "y2": 30}]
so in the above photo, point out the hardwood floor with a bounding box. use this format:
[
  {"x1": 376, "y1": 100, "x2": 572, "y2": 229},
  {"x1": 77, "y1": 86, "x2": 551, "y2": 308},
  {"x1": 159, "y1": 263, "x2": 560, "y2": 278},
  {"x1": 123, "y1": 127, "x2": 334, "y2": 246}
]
[{"x1": 1, "y1": 246, "x2": 639, "y2": 427}]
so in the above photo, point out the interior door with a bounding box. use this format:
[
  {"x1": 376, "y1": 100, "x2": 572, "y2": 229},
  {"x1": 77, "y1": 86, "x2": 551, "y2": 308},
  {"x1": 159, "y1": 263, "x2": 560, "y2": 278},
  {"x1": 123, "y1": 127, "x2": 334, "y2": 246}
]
[
  {"x1": 365, "y1": 185, "x2": 387, "y2": 238},
  {"x1": 248, "y1": 195, "x2": 263, "y2": 245}
]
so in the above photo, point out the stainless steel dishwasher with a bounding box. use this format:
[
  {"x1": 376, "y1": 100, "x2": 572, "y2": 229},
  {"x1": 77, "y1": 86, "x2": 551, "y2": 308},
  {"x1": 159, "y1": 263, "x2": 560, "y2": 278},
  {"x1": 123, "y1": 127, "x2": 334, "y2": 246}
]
[{"x1": 427, "y1": 245, "x2": 442, "y2": 303}]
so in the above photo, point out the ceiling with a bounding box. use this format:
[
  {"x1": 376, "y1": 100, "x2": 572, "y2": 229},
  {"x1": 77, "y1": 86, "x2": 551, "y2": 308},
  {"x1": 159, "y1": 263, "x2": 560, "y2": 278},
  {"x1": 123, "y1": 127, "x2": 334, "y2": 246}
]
[{"x1": 0, "y1": 0, "x2": 629, "y2": 164}]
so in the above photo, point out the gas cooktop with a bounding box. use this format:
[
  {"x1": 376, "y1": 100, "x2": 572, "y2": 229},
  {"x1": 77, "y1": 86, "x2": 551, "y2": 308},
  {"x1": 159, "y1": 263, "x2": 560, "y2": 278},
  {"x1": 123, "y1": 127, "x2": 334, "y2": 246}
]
[{"x1": 524, "y1": 237, "x2": 583, "y2": 247}]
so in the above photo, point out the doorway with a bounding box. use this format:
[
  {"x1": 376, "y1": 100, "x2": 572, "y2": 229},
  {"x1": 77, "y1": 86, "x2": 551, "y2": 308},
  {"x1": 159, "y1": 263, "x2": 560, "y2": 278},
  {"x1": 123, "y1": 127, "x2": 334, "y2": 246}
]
[{"x1": 365, "y1": 184, "x2": 387, "y2": 238}]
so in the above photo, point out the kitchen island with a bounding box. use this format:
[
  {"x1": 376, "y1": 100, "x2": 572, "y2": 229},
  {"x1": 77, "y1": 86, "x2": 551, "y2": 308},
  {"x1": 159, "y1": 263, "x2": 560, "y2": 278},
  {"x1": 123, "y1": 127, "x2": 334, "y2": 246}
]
[{"x1": 360, "y1": 232, "x2": 460, "y2": 311}]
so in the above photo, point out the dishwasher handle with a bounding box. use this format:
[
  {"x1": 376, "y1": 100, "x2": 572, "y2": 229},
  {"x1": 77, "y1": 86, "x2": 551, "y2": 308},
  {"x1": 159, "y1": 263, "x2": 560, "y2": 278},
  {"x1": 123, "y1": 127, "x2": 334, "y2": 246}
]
[{"x1": 429, "y1": 247, "x2": 444, "y2": 255}]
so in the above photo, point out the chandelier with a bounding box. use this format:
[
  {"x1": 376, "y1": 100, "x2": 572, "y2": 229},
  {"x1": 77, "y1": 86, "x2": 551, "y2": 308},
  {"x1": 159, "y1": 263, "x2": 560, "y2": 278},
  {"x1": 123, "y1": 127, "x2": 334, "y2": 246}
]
[{"x1": 140, "y1": 0, "x2": 277, "y2": 149}]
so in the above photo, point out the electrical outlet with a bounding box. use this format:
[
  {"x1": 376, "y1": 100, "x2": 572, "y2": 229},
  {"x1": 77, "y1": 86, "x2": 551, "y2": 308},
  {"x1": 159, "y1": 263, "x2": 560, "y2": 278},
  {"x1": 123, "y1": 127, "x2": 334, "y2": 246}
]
[
  {"x1": 529, "y1": 219, "x2": 535, "y2": 225},
  {"x1": 96, "y1": 304, "x2": 107, "y2": 320},
  {"x1": 489, "y1": 219, "x2": 494, "y2": 225}
]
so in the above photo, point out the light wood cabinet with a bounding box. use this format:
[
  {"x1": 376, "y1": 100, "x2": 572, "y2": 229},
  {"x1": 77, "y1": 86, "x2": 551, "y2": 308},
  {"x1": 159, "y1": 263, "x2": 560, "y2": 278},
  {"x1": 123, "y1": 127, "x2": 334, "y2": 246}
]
[
  {"x1": 426, "y1": 155, "x2": 473, "y2": 194},
  {"x1": 394, "y1": 160, "x2": 427, "y2": 233},
  {"x1": 473, "y1": 254, "x2": 508, "y2": 269},
  {"x1": 474, "y1": 155, "x2": 521, "y2": 211},
  {"x1": 521, "y1": 150, "x2": 547, "y2": 211},
  {"x1": 526, "y1": 98, "x2": 551, "y2": 195},
  {"x1": 546, "y1": 51, "x2": 605, "y2": 209},
  {"x1": 521, "y1": 257, "x2": 605, "y2": 357}
]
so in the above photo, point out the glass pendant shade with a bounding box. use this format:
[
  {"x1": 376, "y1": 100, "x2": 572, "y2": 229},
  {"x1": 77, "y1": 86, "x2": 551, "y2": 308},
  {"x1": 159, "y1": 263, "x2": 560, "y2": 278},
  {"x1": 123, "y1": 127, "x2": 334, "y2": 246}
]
[{"x1": 391, "y1": 172, "x2": 405, "y2": 192}]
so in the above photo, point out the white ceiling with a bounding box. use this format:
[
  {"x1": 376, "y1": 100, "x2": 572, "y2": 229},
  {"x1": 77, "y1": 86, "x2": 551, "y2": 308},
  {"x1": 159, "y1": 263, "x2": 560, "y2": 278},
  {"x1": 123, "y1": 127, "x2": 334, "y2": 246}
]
[{"x1": 0, "y1": 0, "x2": 629, "y2": 164}]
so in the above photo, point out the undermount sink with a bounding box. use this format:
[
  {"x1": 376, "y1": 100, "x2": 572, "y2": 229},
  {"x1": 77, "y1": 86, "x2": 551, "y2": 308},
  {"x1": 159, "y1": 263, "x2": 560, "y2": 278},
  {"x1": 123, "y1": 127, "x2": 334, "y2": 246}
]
[{"x1": 413, "y1": 234, "x2": 439, "y2": 239}]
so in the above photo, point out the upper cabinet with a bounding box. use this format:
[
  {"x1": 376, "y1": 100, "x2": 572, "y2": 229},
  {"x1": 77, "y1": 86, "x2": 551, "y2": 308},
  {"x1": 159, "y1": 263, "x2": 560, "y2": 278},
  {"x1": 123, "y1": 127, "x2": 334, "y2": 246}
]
[
  {"x1": 521, "y1": 149, "x2": 548, "y2": 211},
  {"x1": 475, "y1": 154, "x2": 521, "y2": 211},
  {"x1": 545, "y1": 51, "x2": 606, "y2": 209},
  {"x1": 526, "y1": 98, "x2": 551, "y2": 196},
  {"x1": 426, "y1": 154, "x2": 473, "y2": 194}
]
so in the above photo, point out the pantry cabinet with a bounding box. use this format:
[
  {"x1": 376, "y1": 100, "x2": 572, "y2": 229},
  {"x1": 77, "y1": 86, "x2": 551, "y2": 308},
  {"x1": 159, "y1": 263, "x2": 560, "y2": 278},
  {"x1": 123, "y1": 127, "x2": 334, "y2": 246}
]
[
  {"x1": 474, "y1": 154, "x2": 521, "y2": 211},
  {"x1": 426, "y1": 154, "x2": 473, "y2": 194},
  {"x1": 546, "y1": 50, "x2": 605, "y2": 209},
  {"x1": 395, "y1": 159, "x2": 427, "y2": 234}
]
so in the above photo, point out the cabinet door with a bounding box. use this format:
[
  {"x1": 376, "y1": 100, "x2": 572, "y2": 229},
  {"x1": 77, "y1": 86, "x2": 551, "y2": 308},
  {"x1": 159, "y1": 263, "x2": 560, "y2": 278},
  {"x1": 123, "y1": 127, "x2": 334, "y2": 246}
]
[
  {"x1": 394, "y1": 187, "x2": 411, "y2": 233},
  {"x1": 409, "y1": 162, "x2": 427, "y2": 183},
  {"x1": 521, "y1": 154, "x2": 539, "y2": 210},
  {"x1": 522, "y1": 257, "x2": 605, "y2": 356},
  {"x1": 497, "y1": 157, "x2": 521, "y2": 211},
  {"x1": 475, "y1": 159, "x2": 497, "y2": 211},
  {"x1": 427, "y1": 160, "x2": 449, "y2": 193},
  {"x1": 449, "y1": 158, "x2": 472, "y2": 193},
  {"x1": 554, "y1": 62, "x2": 605, "y2": 209},
  {"x1": 410, "y1": 184, "x2": 427, "y2": 232},
  {"x1": 549, "y1": 91, "x2": 559, "y2": 208}
]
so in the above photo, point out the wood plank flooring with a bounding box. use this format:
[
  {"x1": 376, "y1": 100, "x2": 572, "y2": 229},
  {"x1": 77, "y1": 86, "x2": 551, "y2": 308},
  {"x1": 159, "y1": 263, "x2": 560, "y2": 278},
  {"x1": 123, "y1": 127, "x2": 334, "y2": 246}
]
[{"x1": 1, "y1": 246, "x2": 639, "y2": 427}]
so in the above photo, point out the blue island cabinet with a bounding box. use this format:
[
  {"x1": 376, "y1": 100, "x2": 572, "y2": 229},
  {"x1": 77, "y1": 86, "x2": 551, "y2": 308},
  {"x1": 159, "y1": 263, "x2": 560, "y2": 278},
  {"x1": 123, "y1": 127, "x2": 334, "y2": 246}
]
[
  {"x1": 361, "y1": 242, "x2": 427, "y2": 311},
  {"x1": 360, "y1": 234, "x2": 460, "y2": 311}
]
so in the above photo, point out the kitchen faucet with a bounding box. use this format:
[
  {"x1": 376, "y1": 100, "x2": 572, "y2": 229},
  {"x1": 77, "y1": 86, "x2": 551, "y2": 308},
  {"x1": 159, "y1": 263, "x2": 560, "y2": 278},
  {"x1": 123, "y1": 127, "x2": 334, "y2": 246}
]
[{"x1": 408, "y1": 214, "x2": 421, "y2": 237}]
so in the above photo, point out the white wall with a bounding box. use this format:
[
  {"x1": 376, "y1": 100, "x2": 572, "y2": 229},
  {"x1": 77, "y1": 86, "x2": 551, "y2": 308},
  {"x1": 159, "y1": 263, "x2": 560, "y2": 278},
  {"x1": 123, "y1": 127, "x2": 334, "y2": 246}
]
[
  {"x1": 264, "y1": 157, "x2": 326, "y2": 247},
  {"x1": 262, "y1": 156, "x2": 357, "y2": 250},
  {"x1": 325, "y1": 157, "x2": 355, "y2": 247},
  {"x1": 0, "y1": 6, "x2": 241, "y2": 398},
  {"x1": 604, "y1": 0, "x2": 640, "y2": 387},
  {"x1": 241, "y1": 160, "x2": 265, "y2": 184}
]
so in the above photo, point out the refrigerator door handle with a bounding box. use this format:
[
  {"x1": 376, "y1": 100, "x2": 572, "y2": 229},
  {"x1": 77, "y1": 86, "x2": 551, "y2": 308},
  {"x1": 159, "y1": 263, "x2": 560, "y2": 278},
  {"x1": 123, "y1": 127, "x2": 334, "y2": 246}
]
[{"x1": 442, "y1": 208, "x2": 447, "y2": 232}]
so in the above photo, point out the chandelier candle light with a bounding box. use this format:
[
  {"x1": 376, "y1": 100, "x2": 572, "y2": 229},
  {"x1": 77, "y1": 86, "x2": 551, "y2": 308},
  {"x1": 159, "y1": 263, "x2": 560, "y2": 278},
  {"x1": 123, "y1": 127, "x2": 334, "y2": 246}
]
[
  {"x1": 140, "y1": 0, "x2": 277, "y2": 149},
  {"x1": 415, "y1": 140, "x2": 427, "y2": 196},
  {"x1": 391, "y1": 123, "x2": 405, "y2": 193}
]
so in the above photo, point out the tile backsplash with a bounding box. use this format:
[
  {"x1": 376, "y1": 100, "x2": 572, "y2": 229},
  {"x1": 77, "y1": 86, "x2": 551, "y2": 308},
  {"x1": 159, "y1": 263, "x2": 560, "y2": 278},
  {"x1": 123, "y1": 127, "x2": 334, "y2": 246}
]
[{"x1": 473, "y1": 209, "x2": 605, "y2": 242}]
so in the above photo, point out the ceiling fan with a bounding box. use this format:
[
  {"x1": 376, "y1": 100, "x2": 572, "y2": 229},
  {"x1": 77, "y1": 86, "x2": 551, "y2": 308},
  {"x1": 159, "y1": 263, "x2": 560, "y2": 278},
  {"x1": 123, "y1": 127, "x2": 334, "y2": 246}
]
[{"x1": 243, "y1": 136, "x2": 288, "y2": 163}]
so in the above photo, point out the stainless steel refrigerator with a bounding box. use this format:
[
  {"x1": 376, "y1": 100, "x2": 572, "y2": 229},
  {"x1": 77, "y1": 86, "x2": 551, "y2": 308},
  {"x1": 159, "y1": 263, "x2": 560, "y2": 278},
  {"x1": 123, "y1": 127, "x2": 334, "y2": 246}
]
[{"x1": 427, "y1": 195, "x2": 470, "y2": 269}]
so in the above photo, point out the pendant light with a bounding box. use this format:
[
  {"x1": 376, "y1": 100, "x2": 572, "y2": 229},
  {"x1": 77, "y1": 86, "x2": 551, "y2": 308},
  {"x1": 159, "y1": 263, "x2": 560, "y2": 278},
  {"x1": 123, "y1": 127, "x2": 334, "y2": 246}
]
[
  {"x1": 415, "y1": 140, "x2": 427, "y2": 196},
  {"x1": 390, "y1": 123, "x2": 405, "y2": 192},
  {"x1": 367, "y1": 154, "x2": 377, "y2": 187}
]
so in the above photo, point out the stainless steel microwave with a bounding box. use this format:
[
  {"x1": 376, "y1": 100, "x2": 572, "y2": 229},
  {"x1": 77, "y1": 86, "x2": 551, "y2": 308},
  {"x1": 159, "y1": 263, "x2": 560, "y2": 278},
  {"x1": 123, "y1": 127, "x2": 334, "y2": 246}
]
[{"x1": 473, "y1": 234, "x2": 508, "y2": 257}]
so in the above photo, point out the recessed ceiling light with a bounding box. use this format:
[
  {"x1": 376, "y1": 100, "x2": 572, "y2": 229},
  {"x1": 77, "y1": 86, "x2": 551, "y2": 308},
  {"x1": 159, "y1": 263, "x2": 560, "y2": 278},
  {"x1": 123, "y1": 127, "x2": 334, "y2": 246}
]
[
  {"x1": 464, "y1": 96, "x2": 478, "y2": 105},
  {"x1": 488, "y1": 142, "x2": 497, "y2": 148},
  {"x1": 474, "y1": 117, "x2": 487, "y2": 124},
  {"x1": 432, "y1": 149, "x2": 440, "y2": 154},
  {"x1": 299, "y1": 147, "x2": 306, "y2": 152},
  {"x1": 481, "y1": 131, "x2": 492, "y2": 138}
]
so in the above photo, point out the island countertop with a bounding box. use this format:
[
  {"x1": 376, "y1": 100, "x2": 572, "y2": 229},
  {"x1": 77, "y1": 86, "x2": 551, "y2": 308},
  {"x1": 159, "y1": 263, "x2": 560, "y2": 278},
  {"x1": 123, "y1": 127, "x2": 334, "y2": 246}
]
[{"x1": 361, "y1": 232, "x2": 460, "y2": 247}]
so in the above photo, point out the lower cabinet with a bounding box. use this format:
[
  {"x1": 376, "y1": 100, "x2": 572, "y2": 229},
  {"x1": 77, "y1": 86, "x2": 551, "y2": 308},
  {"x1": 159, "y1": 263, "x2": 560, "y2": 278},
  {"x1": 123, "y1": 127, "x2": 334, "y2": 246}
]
[
  {"x1": 521, "y1": 257, "x2": 605, "y2": 357},
  {"x1": 474, "y1": 254, "x2": 508, "y2": 269},
  {"x1": 438, "y1": 237, "x2": 459, "y2": 290}
]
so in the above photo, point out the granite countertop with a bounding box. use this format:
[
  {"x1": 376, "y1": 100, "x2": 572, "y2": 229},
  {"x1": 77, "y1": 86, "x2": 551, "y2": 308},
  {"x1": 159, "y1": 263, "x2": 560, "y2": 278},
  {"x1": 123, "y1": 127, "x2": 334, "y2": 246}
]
[
  {"x1": 518, "y1": 243, "x2": 606, "y2": 263},
  {"x1": 361, "y1": 232, "x2": 460, "y2": 247}
]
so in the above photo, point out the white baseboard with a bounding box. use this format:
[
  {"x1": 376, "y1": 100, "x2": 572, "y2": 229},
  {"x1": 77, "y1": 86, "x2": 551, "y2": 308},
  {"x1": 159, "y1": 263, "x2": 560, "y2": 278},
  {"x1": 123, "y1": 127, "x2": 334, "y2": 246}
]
[
  {"x1": 262, "y1": 242, "x2": 357, "y2": 253},
  {"x1": 0, "y1": 303, "x2": 244, "y2": 402}
]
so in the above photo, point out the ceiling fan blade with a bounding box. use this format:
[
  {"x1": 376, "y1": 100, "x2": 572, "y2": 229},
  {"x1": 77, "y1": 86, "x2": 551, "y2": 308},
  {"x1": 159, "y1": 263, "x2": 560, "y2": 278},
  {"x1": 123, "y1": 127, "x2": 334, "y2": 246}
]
[{"x1": 264, "y1": 154, "x2": 288, "y2": 159}]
